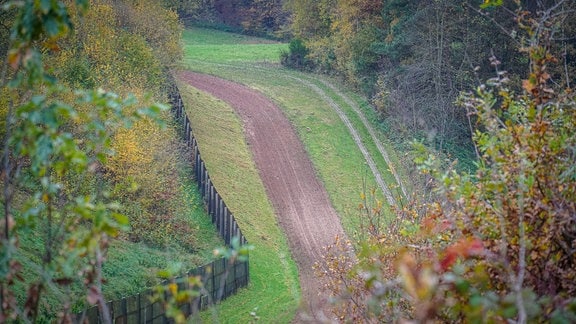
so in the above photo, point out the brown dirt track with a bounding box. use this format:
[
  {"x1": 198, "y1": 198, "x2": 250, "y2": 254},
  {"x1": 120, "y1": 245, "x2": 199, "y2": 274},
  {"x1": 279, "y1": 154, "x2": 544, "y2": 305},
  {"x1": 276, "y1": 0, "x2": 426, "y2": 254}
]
[{"x1": 179, "y1": 71, "x2": 347, "y2": 322}]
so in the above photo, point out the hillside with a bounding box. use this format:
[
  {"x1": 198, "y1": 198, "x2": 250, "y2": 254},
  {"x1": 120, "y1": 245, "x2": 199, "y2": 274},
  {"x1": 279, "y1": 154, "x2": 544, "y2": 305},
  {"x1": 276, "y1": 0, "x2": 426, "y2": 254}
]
[
  {"x1": 3, "y1": 1, "x2": 574, "y2": 322},
  {"x1": 179, "y1": 27, "x2": 409, "y2": 322},
  {"x1": 0, "y1": 1, "x2": 222, "y2": 320}
]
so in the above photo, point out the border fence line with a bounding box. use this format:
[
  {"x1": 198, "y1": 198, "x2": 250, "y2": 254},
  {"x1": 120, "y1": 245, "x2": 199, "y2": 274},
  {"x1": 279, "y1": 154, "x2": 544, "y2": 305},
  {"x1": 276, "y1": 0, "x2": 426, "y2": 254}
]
[
  {"x1": 169, "y1": 80, "x2": 248, "y2": 246},
  {"x1": 76, "y1": 76, "x2": 249, "y2": 323}
]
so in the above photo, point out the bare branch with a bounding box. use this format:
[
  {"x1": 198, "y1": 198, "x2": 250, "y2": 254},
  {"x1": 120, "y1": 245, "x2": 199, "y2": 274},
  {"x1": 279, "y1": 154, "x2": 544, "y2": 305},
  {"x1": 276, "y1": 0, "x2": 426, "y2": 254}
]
[{"x1": 465, "y1": 3, "x2": 521, "y2": 46}]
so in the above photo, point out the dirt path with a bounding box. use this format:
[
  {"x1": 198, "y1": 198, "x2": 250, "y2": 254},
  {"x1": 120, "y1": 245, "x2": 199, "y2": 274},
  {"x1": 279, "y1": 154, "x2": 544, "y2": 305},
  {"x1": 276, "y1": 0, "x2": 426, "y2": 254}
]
[
  {"x1": 285, "y1": 75, "x2": 397, "y2": 207},
  {"x1": 187, "y1": 59, "x2": 408, "y2": 205},
  {"x1": 178, "y1": 71, "x2": 347, "y2": 322}
]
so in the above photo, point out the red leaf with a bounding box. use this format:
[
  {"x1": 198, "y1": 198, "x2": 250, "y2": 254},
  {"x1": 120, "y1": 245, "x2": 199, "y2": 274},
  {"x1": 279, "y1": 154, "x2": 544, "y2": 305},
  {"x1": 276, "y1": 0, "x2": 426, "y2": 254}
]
[
  {"x1": 440, "y1": 237, "x2": 484, "y2": 271},
  {"x1": 87, "y1": 286, "x2": 100, "y2": 305}
]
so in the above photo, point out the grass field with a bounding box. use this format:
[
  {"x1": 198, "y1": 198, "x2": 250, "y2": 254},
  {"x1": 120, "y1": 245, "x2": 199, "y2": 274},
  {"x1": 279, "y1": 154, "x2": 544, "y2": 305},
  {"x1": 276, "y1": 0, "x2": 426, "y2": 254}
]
[
  {"x1": 180, "y1": 27, "x2": 410, "y2": 322},
  {"x1": 178, "y1": 83, "x2": 300, "y2": 322},
  {"x1": 182, "y1": 28, "x2": 287, "y2": 63}
]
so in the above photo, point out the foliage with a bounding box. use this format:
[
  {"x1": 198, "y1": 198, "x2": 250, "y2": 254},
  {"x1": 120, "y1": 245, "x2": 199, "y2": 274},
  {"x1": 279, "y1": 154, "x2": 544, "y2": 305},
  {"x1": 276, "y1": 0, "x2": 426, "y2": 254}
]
[
  {"x1": 112, "y1": 0, "x2": 183, "y2": 68},
  {"x1": 170, "y1": 0, "x2": 288, "y2": 39},
  {"x1": 280, "y1": 38, "x2": 310, "y2": 70},
  {"x1": 317, "y1": 6, "x2": 576, "y2": 323},
  {"x1": 285, "y1": 0, "x2": 576, "y2": 166},
  {"x1": 238, "y1": 0, "x2": 288, "y2": 38},
  {"x1": 0, "y1": 1, "x2": 170, "y2": 321},
  {"x1": 0, "y1": 0, "x2": 219, "y2": 321},
  {"x1": 46, "y1": 0, "x2": 202, "y2": 254},
  {"x1": 108, "y1": 116, "x2": 203, "y2": 251}
]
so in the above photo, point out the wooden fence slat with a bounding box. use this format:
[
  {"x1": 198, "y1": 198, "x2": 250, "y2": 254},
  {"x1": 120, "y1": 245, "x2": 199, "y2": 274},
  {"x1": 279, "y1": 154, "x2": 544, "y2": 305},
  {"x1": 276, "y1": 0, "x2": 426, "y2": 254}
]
[
  {"x1": 225, "y1": 209, "x2": 231, "y2": 245},
  {"x1": 211, "y1": 186, "x2": 216, "y2": 218},
  {"x1": 77, "y1": 78, "x2": 249, "y2": 323}
]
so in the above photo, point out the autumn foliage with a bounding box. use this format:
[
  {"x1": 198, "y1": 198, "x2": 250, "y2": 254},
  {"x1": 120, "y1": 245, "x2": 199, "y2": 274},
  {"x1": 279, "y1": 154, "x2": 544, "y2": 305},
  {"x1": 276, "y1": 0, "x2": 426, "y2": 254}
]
[
  {"x1": 0, "y1": 0, "x2": 204, "y2": 321},
  {"x1": 317, "y1": 6, "x2": 576, "y2": 323}
]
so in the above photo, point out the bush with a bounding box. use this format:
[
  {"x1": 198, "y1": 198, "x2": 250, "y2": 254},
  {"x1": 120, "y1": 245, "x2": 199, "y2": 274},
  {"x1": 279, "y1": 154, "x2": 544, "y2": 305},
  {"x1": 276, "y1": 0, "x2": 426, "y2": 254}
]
[
  {"x1": 317, "y1": 7, "x2": 576, "y2": 323},
  {"x1": 280, "y1": 38, "x2": 311, "y2": 70}
]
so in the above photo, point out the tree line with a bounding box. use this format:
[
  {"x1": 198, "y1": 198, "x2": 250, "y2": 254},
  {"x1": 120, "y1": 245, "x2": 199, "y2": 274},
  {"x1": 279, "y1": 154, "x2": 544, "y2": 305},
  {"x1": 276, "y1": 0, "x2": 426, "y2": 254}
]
[
  {"x1": 162, "y1": 0, "x2": 289, "y2": 38},
  {"x1": 1, "y1": 0, "x2": 220, "y2": 321},
  {"x1": 283, "y1": 0, "x2": 575, "y2": 159}
]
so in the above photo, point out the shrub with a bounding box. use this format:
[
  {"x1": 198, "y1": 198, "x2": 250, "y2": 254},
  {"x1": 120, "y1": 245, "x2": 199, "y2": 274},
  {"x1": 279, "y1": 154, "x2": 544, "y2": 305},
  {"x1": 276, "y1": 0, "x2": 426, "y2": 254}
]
[
  {"x1": 280, "y1": 38, "x2": 311, "y2": 70},
  {"x1": 317, "y1": 6, "x2": 576, "y2": 323}
]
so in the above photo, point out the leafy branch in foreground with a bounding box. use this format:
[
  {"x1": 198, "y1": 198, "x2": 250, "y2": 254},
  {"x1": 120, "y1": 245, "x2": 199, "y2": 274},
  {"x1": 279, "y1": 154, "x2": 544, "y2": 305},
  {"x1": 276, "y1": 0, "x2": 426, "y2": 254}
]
[
  {"x1": 317, "y1": 5, "x2": 575, "y2": 323},
  {"x1": 1, "y1": 0, "x2": 166, "y2": 321}
]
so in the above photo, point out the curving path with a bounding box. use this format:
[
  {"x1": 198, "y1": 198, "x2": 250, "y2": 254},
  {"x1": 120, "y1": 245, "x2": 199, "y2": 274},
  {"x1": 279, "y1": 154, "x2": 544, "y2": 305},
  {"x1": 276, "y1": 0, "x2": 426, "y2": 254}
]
[
  {"x1": 178, "y1": 71, "x2": 347, "y2": 322},
  {"x1": 186, "y1": 58, "x2": 408, "y2": 205},
  {"x1": 285, "y1": 75, "x2": 397, "y2": 206}
]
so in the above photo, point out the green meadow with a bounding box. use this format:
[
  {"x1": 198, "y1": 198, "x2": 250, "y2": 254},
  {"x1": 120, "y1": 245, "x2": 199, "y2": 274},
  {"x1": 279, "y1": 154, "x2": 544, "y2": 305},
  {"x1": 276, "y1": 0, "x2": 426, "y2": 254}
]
[{"x1": 180, "y1": 27, "x2": 409, "y2": 322}]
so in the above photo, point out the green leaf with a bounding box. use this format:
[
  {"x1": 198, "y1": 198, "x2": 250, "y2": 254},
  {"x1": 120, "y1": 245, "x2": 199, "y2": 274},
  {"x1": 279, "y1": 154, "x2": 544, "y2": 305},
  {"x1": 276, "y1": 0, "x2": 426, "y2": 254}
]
[
  {"x1": 480, "y1": 0, "x2": 503, "y2": 9},
  {"x1": 40, "y1": 0, "x2": 52, "y2": 14},
  {"x1": 112, "y1": 213, "x2": 129, "y2": 226},
  {"x1": 43, "y1": 16, "x2": 60, "y2": 37}
]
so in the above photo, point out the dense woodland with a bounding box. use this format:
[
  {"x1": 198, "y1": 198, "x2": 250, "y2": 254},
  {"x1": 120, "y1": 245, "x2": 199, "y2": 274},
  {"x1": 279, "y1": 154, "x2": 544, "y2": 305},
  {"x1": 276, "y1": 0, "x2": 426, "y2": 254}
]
[{"x1": 1, "y1": 0, "x2": 575, "y2": 322}]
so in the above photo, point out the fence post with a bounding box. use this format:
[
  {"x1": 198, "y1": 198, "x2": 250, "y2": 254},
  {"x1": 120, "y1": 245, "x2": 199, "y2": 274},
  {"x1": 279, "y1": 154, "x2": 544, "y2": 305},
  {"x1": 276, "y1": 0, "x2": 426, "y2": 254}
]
[
  {"x1": 225, "y1": 209, "x2": 232, "y2": 245},
  {"x1": 198, "y1": 161, "x2": 203, "y2": 192},
  {"x1": 121, "y1": 298, "x2": 127, "y2": 324},
  {"x1": 195, "y1": 151, "x2": 201, "y2": 182},
  {"x1": 221, "y1": 207, "x2": 226, "y2": 239},
  {"x1": 200, "y1": 162, "x2": 206, "y2": 196},
  {"x1": 219, "y1": 199, "x2": 224, "y2": 235},
  {"x1": 213, "y1": 186, "x2": 218, "y2": 220},
  {"x1": 204, "y1": 172, "x2": 210, "y2": 203},
  {"x1": 137, "y1": 293, "x2": 141, "y2": 324},
  {"x1": 211, "y1": 186, "x2": 216, "y2": 218},
  {"x1": 193, "y1": 139, "x2": 198, "y2": 168}
]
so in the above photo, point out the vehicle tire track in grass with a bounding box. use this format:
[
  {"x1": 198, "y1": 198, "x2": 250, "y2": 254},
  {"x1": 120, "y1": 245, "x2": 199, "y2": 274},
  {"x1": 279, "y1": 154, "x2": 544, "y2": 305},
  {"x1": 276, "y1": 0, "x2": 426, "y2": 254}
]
[
  {"x1": 285, "y1": 75, "x2": 397, "y2": 207},
  {"x1": 316, "y1": 78, "x2": 409, "y2": 201},
  {"x1": 178, "y1": 71, "x2": 347, "y2": 323}
]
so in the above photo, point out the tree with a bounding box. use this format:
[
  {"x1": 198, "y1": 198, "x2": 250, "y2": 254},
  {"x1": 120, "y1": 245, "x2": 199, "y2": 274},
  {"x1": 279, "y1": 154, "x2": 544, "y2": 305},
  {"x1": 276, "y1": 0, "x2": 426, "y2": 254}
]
[
  {"x1": 0, "y1": 1, "x2": 165, "y2": 321},
  {"x1": 317, "y1": 3, "x2": 576, "y2": 322}
]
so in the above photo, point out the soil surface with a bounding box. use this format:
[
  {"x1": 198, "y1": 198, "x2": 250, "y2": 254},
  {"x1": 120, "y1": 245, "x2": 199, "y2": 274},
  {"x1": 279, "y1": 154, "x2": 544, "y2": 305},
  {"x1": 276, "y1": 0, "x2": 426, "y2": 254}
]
[{"x1": 179, "y1": 71, "x2": 347, "y2": 322}]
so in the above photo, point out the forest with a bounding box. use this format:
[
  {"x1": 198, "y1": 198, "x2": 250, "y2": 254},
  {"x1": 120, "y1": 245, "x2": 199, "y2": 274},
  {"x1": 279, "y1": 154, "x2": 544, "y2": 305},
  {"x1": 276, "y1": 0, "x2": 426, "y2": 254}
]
[
  {"x1": 171, "y1": 0, "x2": 576, "y2": 164},
  {"x1": 0, "y1": 0, "x2": 227, "y2": 321},
  {"x1": 1, "y1": 0, "x2": 575, "y2": 322}
]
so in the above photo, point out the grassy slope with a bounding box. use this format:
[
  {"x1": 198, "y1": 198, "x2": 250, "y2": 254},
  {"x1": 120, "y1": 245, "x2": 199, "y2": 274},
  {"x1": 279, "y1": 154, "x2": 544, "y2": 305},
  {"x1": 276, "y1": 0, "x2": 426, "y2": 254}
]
[
  {"x1": 15, "y1": 161, "x2": 223, "y2": 313},
  {"x1": 180, "y1": 27, "x2": 410, "y2": 321},
  {"x1": 178, "y1": 84, "x2": 299, "y2": 322},
  {"x1": 103, "y1": 169, "x2": 224, "y2": 297}
]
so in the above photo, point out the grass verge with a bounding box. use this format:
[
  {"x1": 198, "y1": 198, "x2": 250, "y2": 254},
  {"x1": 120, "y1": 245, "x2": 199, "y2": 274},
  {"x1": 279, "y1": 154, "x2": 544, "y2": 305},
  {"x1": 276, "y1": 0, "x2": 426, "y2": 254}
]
[{"x1": 178, "y1": 82, "x2": 300, "y2": 322}]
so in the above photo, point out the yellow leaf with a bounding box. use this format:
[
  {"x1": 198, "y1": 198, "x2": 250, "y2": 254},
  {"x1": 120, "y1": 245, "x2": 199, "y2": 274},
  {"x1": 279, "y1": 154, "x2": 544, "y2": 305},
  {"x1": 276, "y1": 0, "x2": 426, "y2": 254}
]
[{"x1": 168, "y1": 283, "x2": 177, "y2": 296}]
